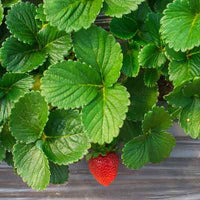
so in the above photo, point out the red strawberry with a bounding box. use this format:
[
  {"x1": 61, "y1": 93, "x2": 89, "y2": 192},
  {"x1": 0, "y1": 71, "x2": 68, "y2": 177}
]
[{"x1": 88, "y1": 152, "x2": 119, "y2": 186}]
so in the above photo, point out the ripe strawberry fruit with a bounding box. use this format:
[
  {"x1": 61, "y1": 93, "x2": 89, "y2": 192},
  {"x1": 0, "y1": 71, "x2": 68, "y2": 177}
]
[{"x1": 88, "y1": 152, "x2": 119, "y2": 186}]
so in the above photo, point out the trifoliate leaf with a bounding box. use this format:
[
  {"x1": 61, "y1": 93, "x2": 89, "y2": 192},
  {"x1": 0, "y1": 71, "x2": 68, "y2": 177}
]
[
  {"x1": 110, "y1": 14, "x2": 137, "y2": 39},
  {"x1": 1, "y1": 37, "x2": 47, "y2": 72},
  {"x1": 122, "y1": 107, "x2": 175, "y2": 169},
  {"x1": 119, "y1": 120, "x2": 142, "y2": 143},
  {"x1": 144, "y1": 13, "x2": 162, "y2": 45},
  {"x1": 41, "y1": 60, "x2": 102, "y2": 109},
  {"x1": 142, "y1": 106, "x2": 172, "y2": 133},
  {"x1": 0, "y1": 143, "x2": 6, "y2": 162},
  {"x1": 37, "y1": 25, "x2": 72, "y2": 64},
  {"x1": 0, "y1": 123, "x2": 16, "y2": 151},
  {"x1": 103, "y1": 0, "x2": 145, "y2": 17},
  {"x1": 169, "y1": 48, "x2": 200, "y2": 86},
  {"x1": 6, "y1": 2, "x2": 38, "y2": 44},
  {"x1": 139, "y1": 44, "x2": 166, "y2": 68},
  {"x1": 82, "y1": 84, "x2": 130, "y2": 144},
  {"x1": 0, "y1": 1, "x2": 3, "y2": 26},
  {"x1": 122, "y1": 43, "x2": 140, "y2": 77},
  {"x1": 179, "y1": 98, "x2": 200, "y2": 138},
  {"x1": 161, "y1": 0, "x2": 200, "y2": 51},
  {"x1": 0, "y1": 73, "x2": 33, "y2": 122},
  {"x1": 49, "y1": 162, "x2": 69, "y2": 184},
  {"x1": 126, "y1": 73, "x2": 159, "y2": 121},
  {"x1": 2, "y1": 0, "x2": 20, "y2": 8},
  {"x1": 144, "y1": 69, "x2": 160, "y2": 87},
  {"x1": 10, "y1": 92, "x2": 49, "y2": 144},
  {"x1": 35, "y1": 4, "x2": 47, "y2": 24},
  {"x1": 44, "y1": 0, "x2": 102, "y2": 33},
  {"x1": 73, "y1": 25, "x2": 123, "y2": 87},
  {"x1": 42, "y1": 109, "x2": 90, "y2": 165},
  {"x1": 13, "y1": 142, "x2": 50, "y2": 190}
]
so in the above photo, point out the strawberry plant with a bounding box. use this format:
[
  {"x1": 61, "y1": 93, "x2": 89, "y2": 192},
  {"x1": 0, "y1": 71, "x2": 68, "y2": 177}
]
[{"x1": 0, "y1": 0, "x2": 200, "y2": 190}]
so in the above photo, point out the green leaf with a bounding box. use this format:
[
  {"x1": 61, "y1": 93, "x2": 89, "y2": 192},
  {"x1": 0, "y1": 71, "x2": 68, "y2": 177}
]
[
  {"x1": 180, "y1": 98, "x2": 200, "y2": 138},
  {"x1": 119, "y1": 120, "x2": 142, "y2": 143},
  {"x1": 144, "y1": 13, "x2": 162, "y2": 45},
  {"x1": 182, "y1": 77, "x2": 200, "y2": 97},
  {"x1": 144, "y1": 69, "x2": 160, "y2": 87},
  {"x1": 0, "y1": 73, "x2": 33, "y2": 122},
  {"x1": 0, "y1": 123, "x2": 16, "y2": 151},
  {"x1": 10, "y1": 92, "x2": 49, "y2": 144},
  {"x1": 41, "y1": 60, "x2": 102, "y2": 109},
  {"x1": 44, "y1": 0, "x2": 102, "y2": 33},
  {"x1": 160, "y1": 0, "x2": 200, "y2": 51},
  {"x1": 139, "y1": 44, "x2": 166, "y2": 68},
  {"x1": 6, "y1": 2, "x2": 38, "y2": 44},
  {"x1": 37, "y1": 25, "x2": 72, "y2": 64},
  {"x1": 169, "y1": 49, "x2": 200, "y2": 86},
  {"x1": 4, "y1": 151, "x2": 14, "y2": 167},
  {"x1": 154, "y1": 0, "x2": 173, "y2": 13},
  {"x1": 49, "y1": 162, "x2": 69, "y2": 184},
  {"x1": 2, "y1": 0, "x2": 21, "y2": 8},
  {"x1": 42, "y1": 109, "x2": 90, "y2": 165},
  {"x1": 0, "y1": 1, "x2": 3, "y2": 26},
  {"x1": 110, "y1": 15, "x2": 137, "y2": 39},
  {"x1": 0, "y1": 143, "x2": 6, "y2": 162},
  {"x1": 165, "y1": 45, "x2": 186, "y2": 61},
  {"x1": 13, "y1": 142, "x2": 50, "y2": 190},
  {"x1": 1, "y1": 37, "x2": 47, "y2": 72},
  {"x1": 82, "y1": 84, "x2": 130, "y2": 144},
  {"x1": 167, "y1": 105, "x2": 182, "y2": 120},
  {"x1": 36, "y1": 4, "x2": 47, "y2": 24},
  {"x1": 103, "y1": 0, "x2": 145, "y2": 17},
  {"x1": 122, "y1": 43, "x2": 140, "y2": 77},
  {"x1": 122, "y1": 111, "x2": 175, "y2": 170},
  {"x1": 142, "y1": 106, "x2": 172, "y2": 133},
  {"x1": 126, "y1": 73, "x2": 159, "y2": 121},
  {"x1": 73, "y1": 25, "x2": 123, "y2": 87}
]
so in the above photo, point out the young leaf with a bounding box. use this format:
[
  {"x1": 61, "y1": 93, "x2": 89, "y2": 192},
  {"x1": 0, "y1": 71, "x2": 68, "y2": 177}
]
[
  {"x1": 122, "y1": 107, "x2": 175, "y2": 169},
  {"x1": 6, "y1": 2, "x2": 38, "y2": 44},
  {"x1": 73, "y1": 25, "x2": 123, "y2": 87},
  {"x1": 37, "y1": 25, "x2": 72, "y2": 64},
  {"x1": 125, "y1": 73, "x2": 159, "y2": 121},
  {"x1": 0, "y1": 73, "x2": 33, "y2": 122},
  {"x1": 13, "y1": 142, "x2": 50, "y2": 190},
  {"x1": 103, "y1": 0, "x2": 145, "y2": 17},
  {"x1": 44, "y1": 0, "x2": 103, "y2": 33},
  {"x1": 49, "y1": 162, "x2": 69, "y2": 184},
  {"x1": 41, "y1": 60, "x2": 102, "y2": 109},
  {"x1": 139, "y1": 44, "x2": 166, "y2": 68},
  {"x1": 82, "y1": 84, "x2": 130, "y2": 144},
  {"x1": 161, "y1": 0, "x2": 200, "y2": 51},
  {"x1": 42, "y1": 109, "x2": 90, "y2": 165},
  {"x1": 10, "y1": 92, "x2": 49, "y2": 144},
  {"x1": 1, "y1": 37, "x2": 47, "y2": 72},
  {"x1": 110, "y1": 15, "x2": 138, "y2": 39}
]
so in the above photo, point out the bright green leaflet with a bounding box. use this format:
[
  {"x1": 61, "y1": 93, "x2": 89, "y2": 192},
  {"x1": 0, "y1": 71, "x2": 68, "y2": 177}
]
[
  {"x1": 13, "y1": 142, "x2": 50, "y2": 190},
  {"x1": 37, "y1": 25, "x2": 72, "y2": 64},
  {"x1": 43, "y1": 109, "x2": 90, "y2": 165},
  {"x1": 122, "y1": 107, "x2": 175, "y2": 169},
  {"x1": 139, "y1": 44, "x2": 166, "y2": 68},
  {"x1": 103, "y1": 0, "x2": 145, "y2": 17},
  {"x1": 6, "y1": 2, "x2": 38, "y2": 44},
  {"x1": 161, "y1": 0, "x2": 200, "y2": 51},
  {"x1": 110, "y1": 15, "x2": 138, "y2": 39},
  {"x1": 10, "y1": 92, "x2": 49, "y2": 144},
  {"x1": 0, "y1": 123, "x2": 16, "y2": 151},
  {"x1": 49, "y1": 162, "x2": 69, "y2": 184},
  {"x1": 0, "y1": 73, "x2": 33, "y2": 122},
  {"x1": 82, "y1": 84, "x2": 130, "y2": 144},
  {"x1": 41, "y1": 60, "x2": 102, "y2": 109},
  {"x1": 0, "y1": 1, "x2": 3, "y2": 26},
  {"x1": 1, "y1": 37, "x2": 47, "y2": 72},
  {"x1": 44, "y1": 0, "x2": 102, "y2": 33},
  {"x1": 125, "y1": 73, "x2": 159, "y2": 121},
  {"x1": 73, "y1": 25, "x2": 123, "y2": 87}
]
